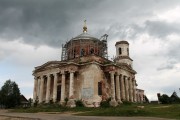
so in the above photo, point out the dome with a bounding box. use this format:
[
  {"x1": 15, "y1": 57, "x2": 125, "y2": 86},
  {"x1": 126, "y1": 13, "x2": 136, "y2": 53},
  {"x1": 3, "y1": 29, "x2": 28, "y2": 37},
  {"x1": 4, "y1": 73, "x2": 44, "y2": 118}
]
[
  {"x1": 71, "y1": 20, "x2": 99, "y2": 41},
  {"x1": 72, "y1": 32, "x2": 99, "y2": 41}
]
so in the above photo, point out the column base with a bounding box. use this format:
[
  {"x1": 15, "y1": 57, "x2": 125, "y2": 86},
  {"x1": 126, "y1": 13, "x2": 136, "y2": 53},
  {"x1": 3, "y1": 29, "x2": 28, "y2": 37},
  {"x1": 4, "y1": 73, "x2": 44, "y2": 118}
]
[
  {"x1": 109, "y1": 100, "x2": 118, "y2": 107},
  {"x1": 45, "y1": 100, "x2": 50, "y2": 103},
  {"x1": 66, "y1": 99, "x2": 76, "y2": 108},
  {"x1": 60, "y1": 101, "x2": 66, "y2": 106},
  {"x1": 117, "y1": 100, "x2": 123, "y2": 104}
]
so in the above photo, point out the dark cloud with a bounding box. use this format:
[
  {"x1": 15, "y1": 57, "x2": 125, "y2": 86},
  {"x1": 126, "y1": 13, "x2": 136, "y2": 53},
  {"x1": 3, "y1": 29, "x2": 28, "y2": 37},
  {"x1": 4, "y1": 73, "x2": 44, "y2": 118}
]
[
  {"x1": 0, "y1": 0, "x2": 102, "y2": 47},
  {"x1": 0, "y1": 0, "x2": 180, "y2": 48}
]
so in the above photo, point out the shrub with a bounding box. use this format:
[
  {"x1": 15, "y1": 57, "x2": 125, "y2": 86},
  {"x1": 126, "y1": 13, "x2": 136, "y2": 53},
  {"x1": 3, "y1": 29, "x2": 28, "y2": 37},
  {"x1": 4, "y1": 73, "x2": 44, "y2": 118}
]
[
  {"x1": 122, "y1": 101, "x2": 133, "y2": 105},
  {"x1": 100, "y1": 98, "x2": 111, "y2": 108},
  {"x1": 65, "y1": 97, "x2": 68, "y2": 105},
  {"x1": 75, "y1": 100, "x2": 84, "y2": 107}
]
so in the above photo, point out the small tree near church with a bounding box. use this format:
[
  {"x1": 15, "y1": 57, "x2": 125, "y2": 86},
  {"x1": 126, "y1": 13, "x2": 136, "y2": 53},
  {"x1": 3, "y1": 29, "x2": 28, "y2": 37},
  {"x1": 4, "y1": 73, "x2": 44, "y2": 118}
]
[{"x1": 0, "y1": 79, "x2": 21, "y2": 108}]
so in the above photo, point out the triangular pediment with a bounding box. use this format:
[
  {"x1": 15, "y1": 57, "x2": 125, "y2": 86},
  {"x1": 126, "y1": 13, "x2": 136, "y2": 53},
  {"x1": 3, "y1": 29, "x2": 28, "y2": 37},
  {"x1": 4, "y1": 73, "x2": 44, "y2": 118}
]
[
  {"x1": 118, "y1": 63, "x2": 136, "y2": 74},
  {"x1": 35, "y1": 61, "x2": 61, "y2": 71}
]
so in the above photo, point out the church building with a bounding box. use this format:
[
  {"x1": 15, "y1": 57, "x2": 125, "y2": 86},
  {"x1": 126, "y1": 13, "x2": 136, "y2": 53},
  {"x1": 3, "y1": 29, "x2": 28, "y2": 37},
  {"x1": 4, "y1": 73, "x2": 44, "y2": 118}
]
[{"x1": 32, "y1": 21, "x2": 144, "y2": 107}]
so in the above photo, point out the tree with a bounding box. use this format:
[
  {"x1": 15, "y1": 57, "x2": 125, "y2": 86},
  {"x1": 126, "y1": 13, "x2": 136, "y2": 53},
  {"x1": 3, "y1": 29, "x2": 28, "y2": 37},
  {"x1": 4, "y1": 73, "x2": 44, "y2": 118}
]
[
  {"x1": 159, "y1": 94, "x2": 172, "y2": 104},
  {"x1": 0, "y1": 80, "x2": 21, "y2": 108},
  {"x1": 170, "y1": 91, "x2": 180, "y2": 103},
  {"x1": 28, "y1": 98, "x2": 33, "y2": 107}
]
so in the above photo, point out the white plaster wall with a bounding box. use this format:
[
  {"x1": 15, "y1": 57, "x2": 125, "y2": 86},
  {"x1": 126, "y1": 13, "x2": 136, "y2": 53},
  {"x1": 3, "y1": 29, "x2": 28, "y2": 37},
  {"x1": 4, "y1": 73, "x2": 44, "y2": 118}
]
[
  {"x1": 116, "y1": 44, "x2": 129, "y2": 57},
  {"x1": 78, "y1": 64, "x2": 104, "y2": 103}
]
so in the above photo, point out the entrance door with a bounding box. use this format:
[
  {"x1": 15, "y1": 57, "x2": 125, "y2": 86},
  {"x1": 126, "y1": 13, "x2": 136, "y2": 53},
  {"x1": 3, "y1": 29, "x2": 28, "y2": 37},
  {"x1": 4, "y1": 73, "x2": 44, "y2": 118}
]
[{"x1": 57, "y1": 85, "x2": 61, "y2": 101}]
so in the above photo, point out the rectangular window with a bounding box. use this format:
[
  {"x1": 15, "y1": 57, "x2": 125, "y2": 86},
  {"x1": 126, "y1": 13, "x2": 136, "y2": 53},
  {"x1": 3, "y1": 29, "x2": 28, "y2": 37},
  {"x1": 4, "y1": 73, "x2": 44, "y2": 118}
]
[
  {"x1": 98, "y1": 82, "x2": 102, "y2": 95},
  {"x1": 119, "y1": 48, "x2": 122, "y2": 55}
]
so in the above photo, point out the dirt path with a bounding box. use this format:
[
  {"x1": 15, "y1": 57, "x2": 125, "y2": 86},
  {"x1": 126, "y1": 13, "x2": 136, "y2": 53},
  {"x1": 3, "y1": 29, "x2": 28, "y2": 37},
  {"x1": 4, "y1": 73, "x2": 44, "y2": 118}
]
[{"x1": 0, "y1": 109, "x2": 175, "y2": 120}]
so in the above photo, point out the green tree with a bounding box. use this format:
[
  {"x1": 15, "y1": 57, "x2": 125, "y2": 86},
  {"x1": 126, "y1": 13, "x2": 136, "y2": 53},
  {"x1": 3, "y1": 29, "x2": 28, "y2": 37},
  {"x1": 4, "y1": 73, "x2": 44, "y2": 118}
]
[
  {"x1": 159, "y1": 94, "x2": 171, "y2": 104},
  {"x1": 28, "y1": 98, "x2": 33, "y2": 107},
  {"x1": 0, "y1": 80, "x2": 21, "y2": 108}
]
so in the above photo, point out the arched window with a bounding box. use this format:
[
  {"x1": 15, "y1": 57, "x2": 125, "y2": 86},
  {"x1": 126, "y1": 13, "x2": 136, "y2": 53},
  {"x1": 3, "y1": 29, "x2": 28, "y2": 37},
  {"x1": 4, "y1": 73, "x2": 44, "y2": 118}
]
[
  {"x1": 81, "y1": 49, "x2": 85, "y2": 56},
  {"x1": 119, "y1": 47, "x2": 122, "y2": 55},
  {"x1": 90, "y1": 48, "x2": 94, "y2": 54},
  {"x1": 73, "y1": 49, "x2": 76, "y2": 58},
  {"x1": 127, "y1": 48, "x2": 129, "y2": 56}
]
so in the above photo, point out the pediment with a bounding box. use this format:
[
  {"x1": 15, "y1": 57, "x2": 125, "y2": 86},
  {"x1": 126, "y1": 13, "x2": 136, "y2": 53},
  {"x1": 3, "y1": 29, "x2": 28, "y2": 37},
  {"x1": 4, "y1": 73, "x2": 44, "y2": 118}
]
[
  {"x1": 104, "y1": 63, "x2": 136, "y2": 74},
  {"x1": 118, "y1": 64, "x2": 136, "y2": 74},
  {"x1": 35, "y1": 61, "x2": 61, "y2": 71}
]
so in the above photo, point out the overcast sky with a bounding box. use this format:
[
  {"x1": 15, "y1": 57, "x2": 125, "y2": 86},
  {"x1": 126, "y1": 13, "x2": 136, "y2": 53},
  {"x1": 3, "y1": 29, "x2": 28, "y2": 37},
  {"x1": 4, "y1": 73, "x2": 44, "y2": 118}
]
[{"x1": 0, "y1": 0, "x2": 180, "y2": 100}]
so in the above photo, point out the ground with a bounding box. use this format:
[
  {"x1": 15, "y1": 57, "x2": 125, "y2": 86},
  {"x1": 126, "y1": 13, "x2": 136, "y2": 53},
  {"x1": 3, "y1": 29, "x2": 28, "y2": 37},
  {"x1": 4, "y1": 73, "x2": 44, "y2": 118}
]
[{"x1": 0, "y1": 109, "x2": 175, "y2": 120}]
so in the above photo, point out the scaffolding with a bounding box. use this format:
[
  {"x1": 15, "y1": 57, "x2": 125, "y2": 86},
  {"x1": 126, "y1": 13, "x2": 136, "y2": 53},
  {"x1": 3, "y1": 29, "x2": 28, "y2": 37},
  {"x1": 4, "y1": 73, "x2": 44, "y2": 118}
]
[
  {"x1": 61, "y1": 44, "x2": 67, "y2": 61},
  {"x1": 100, "y1": 34, "x2": 108, "y2": 59},
  {"x1": 61, "y1": 34, "x2": 108, "y2": 61}
]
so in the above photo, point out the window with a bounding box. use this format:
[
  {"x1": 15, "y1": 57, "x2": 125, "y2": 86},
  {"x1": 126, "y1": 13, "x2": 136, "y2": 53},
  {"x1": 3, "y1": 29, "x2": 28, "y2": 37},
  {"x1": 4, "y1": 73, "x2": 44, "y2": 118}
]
[
  {"x1": 119, "y1": 48, "x2": 122, "y2": 55},
  {"x1": 127, "y1": 48, "x2": 129, "y2": 56},
  {"x1": 90, "y1": 48, "x2": 94, "y2": 54},
  {"x1": 98, "y1": 82, "x2": 102, "y2": 95},
  {"x1": 81, "y1": 49, "x2": 85, "y2": 56}
]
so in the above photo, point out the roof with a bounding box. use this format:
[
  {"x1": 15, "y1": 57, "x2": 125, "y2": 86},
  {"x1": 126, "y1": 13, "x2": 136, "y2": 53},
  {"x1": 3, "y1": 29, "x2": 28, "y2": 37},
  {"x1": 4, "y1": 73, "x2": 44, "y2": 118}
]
[
  {"x1": 20, "y1": 95, "x2": 28, "y2": 103},
  {"x1": 71, "y1": 32, "x2": 99, "y2": 41},
  {"x1": 115, "y1": 40, "x2": 129, "y2": 46}
]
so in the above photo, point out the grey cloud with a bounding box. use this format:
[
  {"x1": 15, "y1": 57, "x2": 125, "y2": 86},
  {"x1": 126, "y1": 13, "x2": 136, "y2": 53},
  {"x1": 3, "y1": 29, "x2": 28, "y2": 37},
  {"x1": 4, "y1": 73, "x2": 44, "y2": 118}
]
[
  {"x1": 157, "y1": 64, "x2": 174, "y2": 71},
  {"x1": 0, "y1": 0, "x2": 102, "y2": 47},
  {"x1": 0, "y1": 0, "x2": 180, "y2": 48},
  {"x1": 145, "y1": 21, "x2": 180, "y2": 38}
]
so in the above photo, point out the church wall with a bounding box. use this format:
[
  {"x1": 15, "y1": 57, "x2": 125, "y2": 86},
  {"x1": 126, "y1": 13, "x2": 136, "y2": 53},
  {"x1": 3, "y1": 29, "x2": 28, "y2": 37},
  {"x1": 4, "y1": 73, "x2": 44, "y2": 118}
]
[{"x1": 77, "y1": 63, "x2": 104, "y2": 105}]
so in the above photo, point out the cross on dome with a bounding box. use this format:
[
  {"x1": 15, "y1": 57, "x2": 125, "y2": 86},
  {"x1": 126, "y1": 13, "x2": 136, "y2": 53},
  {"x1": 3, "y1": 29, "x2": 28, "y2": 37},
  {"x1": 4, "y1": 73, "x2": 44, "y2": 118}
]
[{"x1": 83, "y1": 20, "x2": 87, "y2": 33}]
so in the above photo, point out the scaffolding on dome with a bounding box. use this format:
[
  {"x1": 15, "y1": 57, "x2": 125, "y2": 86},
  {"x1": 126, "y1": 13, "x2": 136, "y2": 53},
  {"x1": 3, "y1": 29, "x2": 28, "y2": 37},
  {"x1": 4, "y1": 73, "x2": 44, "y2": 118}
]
[
  {"x1": 100, "y1": 34, "x2": 108, "y2": 59},
  {"x1": 61, "y1": 34, "x2": 108, "y2": 61}
]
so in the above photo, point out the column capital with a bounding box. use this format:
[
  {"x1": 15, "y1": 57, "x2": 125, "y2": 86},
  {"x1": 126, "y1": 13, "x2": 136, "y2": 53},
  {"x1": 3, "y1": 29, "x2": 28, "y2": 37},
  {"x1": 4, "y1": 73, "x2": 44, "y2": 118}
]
[
  {"x1": 69, "y1": 70, "x2": 75, "y2": 73},
  {"x1": 124, "y1": 75, "x2": 128, "y2": 80},
  {"x1": 52, "y1": 72, "x2": 58, "y2": 76},
  {"x1": 61, "y1": 70, "x2": 65, "y2": 75},
  {"x1": 109, "y1": 71, "x2": 115, "y2": 74},
  {"x1": 46, "y1": 74, "x2": 51, "y2": 77},
  {"x1": 34, "y1": 76, "x2": 38, "y2": 80},
  {"x1": 116, "y1": 72, "x2": 120, "y2": 76}
]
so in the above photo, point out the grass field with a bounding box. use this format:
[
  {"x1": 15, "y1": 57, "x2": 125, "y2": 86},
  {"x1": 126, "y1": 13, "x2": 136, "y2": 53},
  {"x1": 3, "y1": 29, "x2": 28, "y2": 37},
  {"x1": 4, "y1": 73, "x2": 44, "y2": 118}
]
[{"x1": 12, "y1": 103, "x2": 180, "y2": 119}]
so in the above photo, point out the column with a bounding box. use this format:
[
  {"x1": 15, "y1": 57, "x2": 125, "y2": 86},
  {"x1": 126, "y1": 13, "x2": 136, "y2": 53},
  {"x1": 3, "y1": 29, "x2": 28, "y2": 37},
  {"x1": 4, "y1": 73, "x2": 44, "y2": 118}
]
[
  {"x1": 69, "y1": 71, "x2": 74, "y2": 98},
  {"x1": 46, "y1": 75, "x2": 51, "y2": 103},
  {"x1": 33, "y1": 77, "x2": 38, "y2": 102},
  {"x1": 61, "y1": 71, "x2": 65, "y2": 102},
  {"x1": 124, "y1": 76, "x2": 129, "y2": 101},
  {"x1": 53, "y1": 73, "x2": 58, "y2": 102},
  {"x1": 67, "y1": 71, "x2": 76, "y2": 107},
  {"x1": 133, "y1": 79, "x2": 137, "y2": 102},
  {"x1": 39, "y1": 76, "x2": 44, "y2": 103},
  {"x1": 115, "y1": 73, "x2": 121, "y2": 103},
  {"x1": 120, "y1": 75, "x2": 125, "y2": 100},
  {"x1": 110, "y1": 71, "x2": 115, "y2": 100},
  {"x1": 37, "y1": 77, "x2": 41, "y2": 98},
  {"x1": 129, "y1": 78, "x2": 133, "y2": 102}
]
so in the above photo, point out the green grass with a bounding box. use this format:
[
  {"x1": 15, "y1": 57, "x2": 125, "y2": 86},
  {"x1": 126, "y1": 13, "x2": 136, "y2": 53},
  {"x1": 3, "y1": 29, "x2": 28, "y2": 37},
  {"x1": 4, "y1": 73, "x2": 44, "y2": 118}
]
[{"x1": 11, "y1": 103, "x2": 180, "y2": 119}]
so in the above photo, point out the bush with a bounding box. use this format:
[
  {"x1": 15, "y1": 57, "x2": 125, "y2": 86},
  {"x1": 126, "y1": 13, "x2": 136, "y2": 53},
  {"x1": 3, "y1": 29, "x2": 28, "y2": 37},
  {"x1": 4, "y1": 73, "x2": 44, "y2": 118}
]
[
  {"x1": 100, "y1": 98, "x2": 111, "y2": 108},
  {"x1": 122, "y1": 101, "x2": 133, "y2": 105},
  {"x1": 75, "y1": 100, "x2": 84, "y2": 107},
  {"x1": 65, "y1": 97, "x2": 68, "y2": 105}
]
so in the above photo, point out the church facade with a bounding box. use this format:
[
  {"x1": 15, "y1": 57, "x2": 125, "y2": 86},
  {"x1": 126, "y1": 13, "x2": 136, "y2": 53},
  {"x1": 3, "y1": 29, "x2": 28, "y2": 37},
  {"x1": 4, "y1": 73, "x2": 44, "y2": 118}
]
[{"x1": 32, "y1": 22, "x2": 144, "y2": 107}]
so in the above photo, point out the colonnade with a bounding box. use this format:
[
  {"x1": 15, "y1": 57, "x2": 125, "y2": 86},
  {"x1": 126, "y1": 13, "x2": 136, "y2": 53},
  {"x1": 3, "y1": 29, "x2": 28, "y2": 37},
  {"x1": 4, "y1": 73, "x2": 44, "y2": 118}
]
[
  {"x1": 33, "y1": 70, "x2": 139, "y2": 104},
  {"x1": 109, "y1": 71, "x2": 137, "y2": 102},
  {"x1": 33, "y1": 71, "x2": 75, "y2": 103}
]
